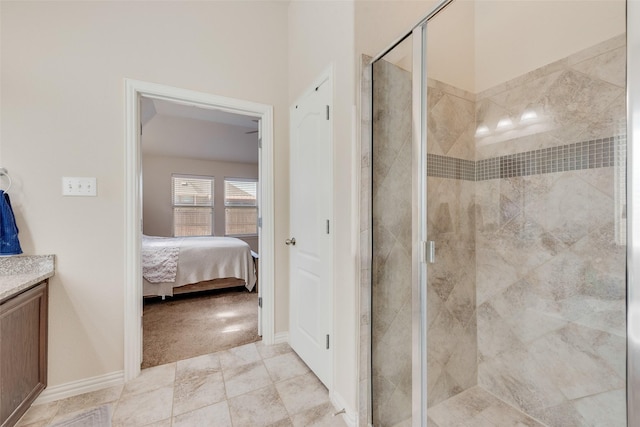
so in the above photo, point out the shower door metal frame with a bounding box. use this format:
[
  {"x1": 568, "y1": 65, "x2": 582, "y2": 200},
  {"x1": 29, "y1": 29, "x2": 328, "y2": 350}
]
[
  {"x1": 368, "y1": 1, "x2": 452, "y2": 426},
  {"x1": 627, "y1": 0, "x2": 640, "y2": 425},
  {"x1": 410, "y1": 23, "x2": 427, "y2": 427}
]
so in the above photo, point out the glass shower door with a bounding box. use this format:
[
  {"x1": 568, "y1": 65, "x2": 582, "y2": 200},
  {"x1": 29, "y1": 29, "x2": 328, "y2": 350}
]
[
  {"x1": 422, "y1": 0, "x2": 478, "y2": 413},
  {"x1": 424, "y1": 1, "x2": 627, "y2": 425}
]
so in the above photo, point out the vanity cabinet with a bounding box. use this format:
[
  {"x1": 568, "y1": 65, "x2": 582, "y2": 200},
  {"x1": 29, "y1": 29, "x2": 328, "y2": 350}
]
[{"x1": 0, "y1": 280, "x2": 48, "y2": 427}]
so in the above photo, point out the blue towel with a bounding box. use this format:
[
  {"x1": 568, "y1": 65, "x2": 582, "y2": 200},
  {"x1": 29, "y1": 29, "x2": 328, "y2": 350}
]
[{"x1": 0, "y1": 190, "x2": 22, "y2": 255}]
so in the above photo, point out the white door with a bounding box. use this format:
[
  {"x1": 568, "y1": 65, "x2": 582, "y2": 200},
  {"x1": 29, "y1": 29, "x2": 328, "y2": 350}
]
[{"x1": 289, "y1": 75, "x2": 333, "y2": 388}]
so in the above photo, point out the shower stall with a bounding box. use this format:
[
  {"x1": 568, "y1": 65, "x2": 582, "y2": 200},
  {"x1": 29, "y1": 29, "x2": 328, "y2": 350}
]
[{"x1": 362, "y1": 0, "x2": 637, "y2": 425}]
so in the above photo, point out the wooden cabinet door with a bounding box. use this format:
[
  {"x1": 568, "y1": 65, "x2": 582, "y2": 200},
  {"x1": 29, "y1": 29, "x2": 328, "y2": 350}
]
[{"x1": 0, "y1": 282, "x2": 48, "y2": 427}]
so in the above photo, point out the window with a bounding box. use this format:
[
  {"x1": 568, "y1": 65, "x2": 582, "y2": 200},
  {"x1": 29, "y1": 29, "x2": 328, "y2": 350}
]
[
  {"x1": 172, "y1": 175, "x2": 214, "y2": 237},
  {"x1": 224, "y1": 178, "x2": 258, "y2": 236}
]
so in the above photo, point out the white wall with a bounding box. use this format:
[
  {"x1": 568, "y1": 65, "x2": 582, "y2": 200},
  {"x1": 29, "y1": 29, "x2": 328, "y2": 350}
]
[
  {"x1": 142, "y1": 155, "x2": 259, "y2": 252},
  {"x1": 355, "y1": 0, "x2": 625, "y2": 94},
  {"x1": 474, "y1": 0, "x2": 626, "y2": 92},
  {"x1": 355, "y1": 0, "x2": 436, "y2": 61},
  {"x1": 0, "y1": 1, "x2": 289, "y2": 387},
  {"x1": 288, "y1": 0, "x2": 358, "y2": 416},
  {"x1": 427, "y1": 0, "x2": 476, "y2": 92}
]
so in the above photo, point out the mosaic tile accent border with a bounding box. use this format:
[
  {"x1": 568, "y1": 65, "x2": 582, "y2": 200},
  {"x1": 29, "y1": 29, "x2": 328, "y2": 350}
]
[
  {"x1": 426, "y1": 136, "x2": 626, "y2": 181},
  {"x1": 427, "y1": 154, "x2": 476, "y2": 181}
]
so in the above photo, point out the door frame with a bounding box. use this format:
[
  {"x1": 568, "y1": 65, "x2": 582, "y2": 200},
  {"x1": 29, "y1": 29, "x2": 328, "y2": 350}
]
[{"x1": 124, "y1": 79, "x2": 276, "y2": 381}]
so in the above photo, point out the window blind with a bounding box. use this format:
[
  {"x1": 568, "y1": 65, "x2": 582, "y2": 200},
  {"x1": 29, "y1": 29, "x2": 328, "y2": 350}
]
[
  {"x1": 224, "y1": 179, "x2": 257, "y2": 206},
  {"x1": 173, "y1": 176, "x2": 213, "y2": 206},
  {"x1": 224, "y1": 178, "x2": 257, "y2": 235},
  {"x1": 172, "y1": 175, "x2": 214, "y2": 237}
]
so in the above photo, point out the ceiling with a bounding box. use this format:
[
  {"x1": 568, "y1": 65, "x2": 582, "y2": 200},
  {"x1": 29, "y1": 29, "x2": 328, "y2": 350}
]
[{"x1": 140, "y1": 97, "x2": 260, "y2": 164}]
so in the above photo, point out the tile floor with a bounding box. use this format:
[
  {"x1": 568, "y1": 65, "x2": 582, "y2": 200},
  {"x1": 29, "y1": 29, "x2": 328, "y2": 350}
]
[
  {"x1": 16, "y1": 341, "x2": 347, "y2": 427},
  {"x1": 427, "y1": 386, "x2": 545, "y2": 427}
]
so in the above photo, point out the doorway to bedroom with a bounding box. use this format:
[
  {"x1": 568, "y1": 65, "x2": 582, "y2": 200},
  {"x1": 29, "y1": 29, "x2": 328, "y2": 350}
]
[
  {"x1": 139, "y1": 97, "x2": 262, "y2": 368},
  {"x1": 124, "y1": 80, "x2": 276, "y2": 379}
]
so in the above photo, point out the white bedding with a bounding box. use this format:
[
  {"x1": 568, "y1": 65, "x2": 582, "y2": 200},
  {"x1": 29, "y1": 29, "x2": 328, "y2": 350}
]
[{"x1": 142, "y1": 235, "x2": 256, "y2": 297}]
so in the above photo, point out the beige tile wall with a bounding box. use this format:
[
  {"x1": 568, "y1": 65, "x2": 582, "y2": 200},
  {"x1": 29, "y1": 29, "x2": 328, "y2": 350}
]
[
  {"x1": 370, "y1": 57, "x2": 414, "y2": 427},
  {"x1": 475, "y1": 35, "x2": 627, "y2": 426},
  {"x1": 475, "y1": 35, "x2": 626, "y2": 161},
  {"x1": 359, "y1": 56, "x2": 372, "y2": 427}
]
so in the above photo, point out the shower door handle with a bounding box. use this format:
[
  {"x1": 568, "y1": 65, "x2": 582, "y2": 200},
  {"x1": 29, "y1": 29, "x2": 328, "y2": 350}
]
[{"x1": 427, "y1": 241, "x2": 435, "y2": 263}]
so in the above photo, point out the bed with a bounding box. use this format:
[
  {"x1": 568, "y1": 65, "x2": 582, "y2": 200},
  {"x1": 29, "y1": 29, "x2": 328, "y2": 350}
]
[{"x1": 142, "y1": 235, "x2": 256, "y2": 298}]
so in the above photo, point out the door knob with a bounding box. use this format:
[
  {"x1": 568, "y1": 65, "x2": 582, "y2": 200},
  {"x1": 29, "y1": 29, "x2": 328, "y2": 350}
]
[{"x1": 285, "y1": 238, "x2": 296, "y2": 246}]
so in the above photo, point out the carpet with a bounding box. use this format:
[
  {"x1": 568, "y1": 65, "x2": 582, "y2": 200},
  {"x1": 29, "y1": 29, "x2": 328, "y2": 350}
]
[
  {"x1": 142, "y1": 287, "x2": 260, "y2": 368},
  {"x1": 49, "y1": 405, "x2": 111, "y2": 427}
]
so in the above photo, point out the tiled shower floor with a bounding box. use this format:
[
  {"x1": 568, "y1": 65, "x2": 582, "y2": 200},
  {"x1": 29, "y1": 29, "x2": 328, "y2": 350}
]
[{"x1": 427, "y1": 386, "x2": 545, "y2": 427}]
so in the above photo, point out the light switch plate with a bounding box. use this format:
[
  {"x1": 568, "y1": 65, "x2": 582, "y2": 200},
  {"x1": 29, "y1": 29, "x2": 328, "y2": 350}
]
[{"x1": 62, "y1": 177, "x2": 97, "y2": 196}]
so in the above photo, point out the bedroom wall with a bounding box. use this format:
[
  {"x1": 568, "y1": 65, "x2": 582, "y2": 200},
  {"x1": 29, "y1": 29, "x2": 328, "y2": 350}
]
[
  {"x1": 1, "y1": 0, "x2": 289, "y2": 388},
  {"x1": 142, "y1": 155, "x2": 259, "y2": 252}
]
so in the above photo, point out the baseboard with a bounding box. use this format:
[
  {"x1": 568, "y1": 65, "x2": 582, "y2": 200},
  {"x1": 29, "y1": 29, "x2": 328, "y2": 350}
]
[
  {"x1": 35, "y1": 371, "x2": 124, "y2": 405},
  {"x1": 330, "y1": 390, "x2": 358, "y2": 427},
  {"x1": 273, "y1": 331, "x2": 289, "y2": 344}
]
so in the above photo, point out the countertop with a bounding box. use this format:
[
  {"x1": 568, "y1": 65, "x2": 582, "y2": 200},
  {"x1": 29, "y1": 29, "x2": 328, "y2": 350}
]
[{"x1": 0, "y1": 255, "x2": 55, "y2": 302}]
